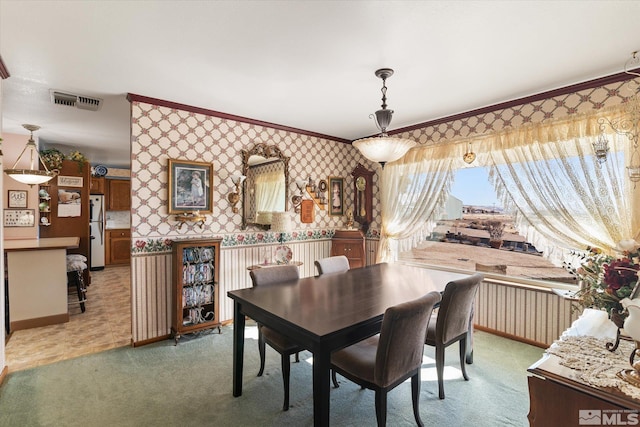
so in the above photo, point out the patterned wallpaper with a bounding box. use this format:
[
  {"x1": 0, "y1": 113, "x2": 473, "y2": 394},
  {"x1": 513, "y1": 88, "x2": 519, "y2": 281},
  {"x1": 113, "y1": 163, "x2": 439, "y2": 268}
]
[
  {"x1": 130, "y1": 102, "x2": 377, "y2": 253},
  {"x1": 397, "y1": 78, "x2": 638, "y2": 145}
]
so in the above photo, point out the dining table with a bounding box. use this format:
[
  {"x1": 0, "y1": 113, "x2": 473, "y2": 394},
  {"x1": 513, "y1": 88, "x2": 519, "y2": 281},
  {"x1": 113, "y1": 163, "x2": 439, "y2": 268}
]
[{"x1": 227, "y1": 262, "x2": 470, "y2": 426}]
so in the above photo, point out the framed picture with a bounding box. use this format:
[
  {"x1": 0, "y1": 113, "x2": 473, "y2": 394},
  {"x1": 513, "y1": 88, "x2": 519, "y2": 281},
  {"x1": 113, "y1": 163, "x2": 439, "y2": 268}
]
[
  {"x1": 328, "y1": 176, "x2": 344, "y2": 216},
  {"x1": 8, "y1": 190, "x2": 28, "y2": 208},
  {"x1": 168, "y1": 159, "x2": 214, "y2": 214},
  {"x1": 4, "y1": 209, "x2": 35, "y2": 227}
]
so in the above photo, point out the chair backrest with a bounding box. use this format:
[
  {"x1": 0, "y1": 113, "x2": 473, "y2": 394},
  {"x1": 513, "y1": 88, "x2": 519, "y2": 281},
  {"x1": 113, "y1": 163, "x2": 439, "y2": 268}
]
[
  {"x1": 374, "y1": 291, "x2": 441, "y2": 387},
  {"x1": 314, "y1": 255, "x2": 350, "y2": 275},
  {"x1": 435, "y1": 273, "x2": 483, "y2": 345},
  {"x1": 249, "y1": 265, "x2": 300, "y2": 287}
]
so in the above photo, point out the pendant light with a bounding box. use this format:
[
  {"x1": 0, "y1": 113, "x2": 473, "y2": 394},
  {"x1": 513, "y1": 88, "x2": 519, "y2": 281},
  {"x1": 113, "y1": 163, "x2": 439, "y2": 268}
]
[
  {"x1": 352, "y1": 68, "x2": 416, "y2": 168},
  {"x1": 4, "y1": 124, "x2": 57, "y2": 186}
]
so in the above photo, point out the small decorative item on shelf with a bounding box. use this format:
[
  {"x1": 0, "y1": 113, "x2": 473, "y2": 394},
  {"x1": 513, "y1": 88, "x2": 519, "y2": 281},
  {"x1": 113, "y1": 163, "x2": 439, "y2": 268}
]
[
  {"x1": 566, "y1": 240, "x2": 640, "y2": 350},
  {"x1": 38, "y1": 201, "x2": 50, "y2": 212},
  {"x1": 39, "y1": 148, "x2": 65, "y2": 172},
  {"x1": 617, "y1": 297, "x2": 640, "y2": 386}
]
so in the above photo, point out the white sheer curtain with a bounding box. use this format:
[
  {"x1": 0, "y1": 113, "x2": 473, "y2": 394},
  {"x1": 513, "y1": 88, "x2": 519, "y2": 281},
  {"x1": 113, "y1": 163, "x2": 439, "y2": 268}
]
[
  {"x1": 487, "y1": 113, "x2": 635, "y2": 264},
  {"x1": 255, "y1": 169, "x2": 285, "y2": 212},
  {"x1": 378, "y1": 102, "x2": 640, "y2": 264},
  {"x1": 377, "y1": 147, "x2": 456, "y2": 263}
]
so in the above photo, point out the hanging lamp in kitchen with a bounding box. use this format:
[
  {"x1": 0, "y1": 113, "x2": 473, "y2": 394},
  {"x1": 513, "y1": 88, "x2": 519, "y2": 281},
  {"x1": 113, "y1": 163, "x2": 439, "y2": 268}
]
[
  {"x1": 4, "y1": 124, "x2": 57, "y2": 186},
  {"x1": 352, "y1": 68, "x2": 416, "y2": 168}
]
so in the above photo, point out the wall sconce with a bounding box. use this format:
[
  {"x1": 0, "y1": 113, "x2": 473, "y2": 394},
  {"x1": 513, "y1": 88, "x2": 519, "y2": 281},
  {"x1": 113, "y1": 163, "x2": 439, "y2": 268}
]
[
  {"x1": 291, "y1": 179, "x2": 306, "y2": 213},
  {"x1": 227, "y1": 174, "x2": 246, "y2": 213}
]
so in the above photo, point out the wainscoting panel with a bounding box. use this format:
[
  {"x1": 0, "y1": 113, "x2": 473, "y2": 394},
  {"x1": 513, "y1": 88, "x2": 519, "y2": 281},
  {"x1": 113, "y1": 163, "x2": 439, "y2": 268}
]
[
  {"x1": 131, "y1": 240, "x2": 333, "y2": 344},
  {"x1": 131, "y1": 253, "x2": 172, "y2": 343},
  {"x1": 218, "y1": 240, "x2": 332, "y2": 322},
  {"x1": 475, "y1": 281, "x2": 579, "y2": 347}
]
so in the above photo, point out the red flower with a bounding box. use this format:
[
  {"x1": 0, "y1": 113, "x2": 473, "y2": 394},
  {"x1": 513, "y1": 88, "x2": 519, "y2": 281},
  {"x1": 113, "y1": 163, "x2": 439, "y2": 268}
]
[
  {"x1": 237, "y1": 235, "x2": 245, "y2": 242},
  {"x1": 135, "y1": 240, "x2": 146, "y2": 249},
  {"x1": 603, "y1": 258, "x2": 639, "y2": 292}
]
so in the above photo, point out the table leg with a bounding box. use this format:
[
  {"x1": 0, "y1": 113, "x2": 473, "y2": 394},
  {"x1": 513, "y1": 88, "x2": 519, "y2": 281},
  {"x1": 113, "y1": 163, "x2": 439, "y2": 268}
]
[
  {"x1": 312, "y1": 350, "x2": 331, "y2": 426},
  {"x1": 233, "y1": 301, "x2": 245, "y2": 397}
]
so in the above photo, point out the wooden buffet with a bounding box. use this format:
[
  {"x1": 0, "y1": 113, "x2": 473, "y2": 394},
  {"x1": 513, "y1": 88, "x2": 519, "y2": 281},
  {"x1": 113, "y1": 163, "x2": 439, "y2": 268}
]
[{"x1": 528, "y1": 344, "x2": 640, "y2": 426}]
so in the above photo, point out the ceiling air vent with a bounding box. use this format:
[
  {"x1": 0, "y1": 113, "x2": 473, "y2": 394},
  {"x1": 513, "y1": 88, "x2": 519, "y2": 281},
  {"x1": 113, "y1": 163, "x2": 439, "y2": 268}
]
[{"x1": 50, "y1": 90, "x2": 103, "y2": 111}]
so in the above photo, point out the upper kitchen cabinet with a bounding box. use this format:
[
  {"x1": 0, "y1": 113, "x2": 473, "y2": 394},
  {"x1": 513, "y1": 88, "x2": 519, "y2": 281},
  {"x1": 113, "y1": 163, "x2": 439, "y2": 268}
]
[
  {"x1": 90, "y1": 177, "x2": 105, "y2": 194},
  {"x1": 107, "y1": 179, "x2": 131, "y2": 211}
]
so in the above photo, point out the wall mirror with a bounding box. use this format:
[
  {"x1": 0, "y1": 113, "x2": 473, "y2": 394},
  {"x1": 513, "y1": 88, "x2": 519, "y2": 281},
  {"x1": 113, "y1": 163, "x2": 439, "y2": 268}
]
[{"x1": 241, "y1": 143, "x2": 290, "y2": 229}]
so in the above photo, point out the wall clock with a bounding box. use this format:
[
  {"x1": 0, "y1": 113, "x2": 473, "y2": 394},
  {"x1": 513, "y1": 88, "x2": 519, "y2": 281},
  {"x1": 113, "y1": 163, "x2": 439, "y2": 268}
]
[{"x1": 351, "y1": 164, "x2": 374, "y2": 232}]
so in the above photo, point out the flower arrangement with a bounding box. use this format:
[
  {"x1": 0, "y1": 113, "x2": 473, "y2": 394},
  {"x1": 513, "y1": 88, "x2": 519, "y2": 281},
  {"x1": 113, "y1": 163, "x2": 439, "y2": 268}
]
[
  {"x1": 68, "y1": 150, "x2": 87, "y2": 163},
  {"x1": 566, "y1": 240, "x2": 640, "y2": 326},
  {"x1": 40, "y1": 148, "x2": 65, "y2": 171}
]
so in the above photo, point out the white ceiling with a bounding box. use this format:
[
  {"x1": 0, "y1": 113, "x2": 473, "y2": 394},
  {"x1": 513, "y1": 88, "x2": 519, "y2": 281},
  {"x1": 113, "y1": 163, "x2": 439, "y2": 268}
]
[{"x1": 2, "y1": 1, "x2": 640, "y2": 168}]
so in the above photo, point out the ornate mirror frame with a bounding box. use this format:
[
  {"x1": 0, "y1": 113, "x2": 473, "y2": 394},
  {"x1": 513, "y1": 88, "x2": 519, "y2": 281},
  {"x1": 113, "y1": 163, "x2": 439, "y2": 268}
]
[{"x1": 241, "y1": 143, "x2": 290, "y2": 230}]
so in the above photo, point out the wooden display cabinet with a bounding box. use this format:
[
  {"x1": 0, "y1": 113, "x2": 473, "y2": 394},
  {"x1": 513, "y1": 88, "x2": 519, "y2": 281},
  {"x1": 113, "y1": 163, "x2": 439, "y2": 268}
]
[
  {"x1": 107, "y1": 179, "x2": 131, "y2": 211},
  {"x1": 106, "y1": 229, "x2": 131, "y2": 265},
  {"x1": 331, "y1": 229, "x2": 366, "y2": 269},
  {"x1": 171, "y1": 238, "x2": 222, "y2": 343}
]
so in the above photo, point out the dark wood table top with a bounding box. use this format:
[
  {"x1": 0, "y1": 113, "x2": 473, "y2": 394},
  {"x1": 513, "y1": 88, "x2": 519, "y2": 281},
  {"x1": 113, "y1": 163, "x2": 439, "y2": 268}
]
[{"x1": 228, "y1": 262, "x2": 467, "y2": 339}]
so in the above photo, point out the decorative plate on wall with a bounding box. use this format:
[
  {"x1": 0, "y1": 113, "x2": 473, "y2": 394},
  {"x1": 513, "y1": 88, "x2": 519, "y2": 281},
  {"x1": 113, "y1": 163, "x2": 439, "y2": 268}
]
[{"x1": 93, "y1": 165, "x2": 108, "y2": 177}]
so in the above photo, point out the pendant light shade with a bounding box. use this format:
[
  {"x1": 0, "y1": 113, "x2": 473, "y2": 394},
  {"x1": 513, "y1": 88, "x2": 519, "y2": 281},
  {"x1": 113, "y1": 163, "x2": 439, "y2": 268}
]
[
  {"x1": 4, "y1": 124, "x2": 57, "y2": 186},
  {"x1": 352, "y1": 136, "x2": 416, "y2": 166},
  {"x1": 353, "y1": 68, "x2": 416, "y2": 167}
]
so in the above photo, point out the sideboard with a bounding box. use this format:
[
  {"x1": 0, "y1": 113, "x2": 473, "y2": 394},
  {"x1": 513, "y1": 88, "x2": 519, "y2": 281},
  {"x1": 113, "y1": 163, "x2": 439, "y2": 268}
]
[{"x1": 528, "y1": 339, "x2": 640, "y2": 426}]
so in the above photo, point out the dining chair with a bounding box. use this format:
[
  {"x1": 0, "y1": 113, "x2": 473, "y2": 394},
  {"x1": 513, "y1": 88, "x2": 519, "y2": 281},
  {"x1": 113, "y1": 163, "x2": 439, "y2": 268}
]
[
  {"x1": 330, "y1": 291, "x2": 441, "y2": 427},
  {"x1": 249, "y1": 264, "x2": 304, "y2": 411},
  {"x1": 424, "y1": 273, "x2": 483, "y2": 399},
  {"x1": 314, "y1": 255, "x2": 350, "y2": 275}
]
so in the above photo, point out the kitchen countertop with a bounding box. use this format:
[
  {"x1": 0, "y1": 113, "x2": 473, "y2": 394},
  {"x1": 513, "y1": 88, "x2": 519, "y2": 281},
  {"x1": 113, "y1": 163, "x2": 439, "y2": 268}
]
[{"x1": 4, "y1": 237, "x2": 80, "y2": 251}]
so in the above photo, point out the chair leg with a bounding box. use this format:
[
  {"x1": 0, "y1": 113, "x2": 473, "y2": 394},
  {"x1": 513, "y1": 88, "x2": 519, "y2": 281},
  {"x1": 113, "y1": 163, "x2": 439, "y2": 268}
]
[
  {"x1": 76, "y1": 271, "x2": 86, "y2": 313},
  {"x1": 436, "y1": 344, "x2": 445, "y2": 399},
  {"x1": 294, "y1": 351, "x2": 300, "y2": 363},
  {"x1": 281, "y1": 353, "x2": 291, "y2": 411},
  {"x1": 331, "y1": 369, "x2": 339, "y2": 388},
  {"x1": 374, "y1": 389, "x2": 388, "y2": 427},
  {"x1": 411, "y1": 372, "x2": 424, "y2": 427},
  {"x1": 459, "y1": 338, "x2": 469, "y2": 381},
  {"x1": 257, "y1": 329, "x2": 266, "y2": 377}
]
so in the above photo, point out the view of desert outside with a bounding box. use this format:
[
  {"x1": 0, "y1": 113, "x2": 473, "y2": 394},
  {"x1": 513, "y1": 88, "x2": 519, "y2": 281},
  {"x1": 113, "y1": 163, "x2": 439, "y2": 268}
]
[{"x1": 398, "y1": 167, "x2": 576, "y2": 284}]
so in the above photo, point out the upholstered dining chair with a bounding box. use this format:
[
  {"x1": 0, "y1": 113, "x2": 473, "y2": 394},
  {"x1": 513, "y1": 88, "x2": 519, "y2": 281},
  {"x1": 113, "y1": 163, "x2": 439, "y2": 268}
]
[
  {"x1": 330, "y1": 291, "x2": 441, "y2": 427},
  {"x1": 249, "y1": 264, "x2": 304, "y2": 411},
  {"x1": 424, "y1": 273, "x2": 483, "y2": 399},
  {"x1": 314, "y1": 255, "x2": 350, "y2": 275}
]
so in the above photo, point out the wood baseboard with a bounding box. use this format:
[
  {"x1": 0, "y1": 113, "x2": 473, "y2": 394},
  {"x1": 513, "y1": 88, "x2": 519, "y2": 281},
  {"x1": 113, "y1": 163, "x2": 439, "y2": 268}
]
[
  {"x1": 10, "y1": 313, "x2": 69, "y2": 332},
  {"x1": 0, "y1": 365, "x2": 8, "y2": 388},
  {"x1": 474, "y1": 324, "x2": 548, "y2": 349}
]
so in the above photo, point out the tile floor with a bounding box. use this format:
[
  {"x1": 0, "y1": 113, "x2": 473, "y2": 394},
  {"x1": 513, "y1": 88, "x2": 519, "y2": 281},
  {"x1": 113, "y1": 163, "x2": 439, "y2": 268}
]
[{"x1": 4, "y1": 265, "x2": 131, "y2": 372}]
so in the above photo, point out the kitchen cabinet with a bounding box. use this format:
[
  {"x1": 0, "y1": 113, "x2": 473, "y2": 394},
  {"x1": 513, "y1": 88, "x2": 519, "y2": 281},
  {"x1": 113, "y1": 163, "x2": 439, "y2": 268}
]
[
  {"x1": 331, "y1": 229, "x2": 365, "y2": 269},
  {"x1": 90, "y1": 177, "x2": 105, "y2": 194},
  {"x1": 107, "y1": 179, "x2": 130, "y2": 211},
  {"x1": 171, "y1": 238, "x2": 222, "y2": 343},
  {"x1": 106, "y1": 229, "x2": 131, "y2": 265}
]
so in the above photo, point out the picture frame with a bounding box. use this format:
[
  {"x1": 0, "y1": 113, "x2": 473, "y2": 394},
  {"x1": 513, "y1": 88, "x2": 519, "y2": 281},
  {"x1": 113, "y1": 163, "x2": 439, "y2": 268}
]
[
  {"x1": 4, "y1": 209, "x2": 35, "y2": 227},
  {"x1": 8, "y1": 190, "x2": 28, "y2": 208},
  {"x1": 168, "y1": 159, "x2": 214, "y2": 214},
  {"x1": 328, "y1": 176, "x2": 344, "y2": 217}
]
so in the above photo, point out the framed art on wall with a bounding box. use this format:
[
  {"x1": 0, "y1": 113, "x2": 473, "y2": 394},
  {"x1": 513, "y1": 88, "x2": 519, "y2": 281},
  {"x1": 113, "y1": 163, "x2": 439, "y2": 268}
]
[
  {"x1": 328, "y1": 176, "x2": 344, "y2": 217},
  {"x1": 4, "y1": 209, "x2": 35, "y2": 227},
  {"x1": 8, "y1": 190, "x2": 28, "y2": 208},
  {"x1": 168, "y1": 159, "x2": 214, "y2": 214}
]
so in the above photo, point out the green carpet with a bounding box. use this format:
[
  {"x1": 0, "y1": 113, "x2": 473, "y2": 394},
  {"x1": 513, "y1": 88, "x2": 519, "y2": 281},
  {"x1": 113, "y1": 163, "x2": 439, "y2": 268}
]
[{"x1": 0, "y1": 326, "x2": 543, "y2": 426}]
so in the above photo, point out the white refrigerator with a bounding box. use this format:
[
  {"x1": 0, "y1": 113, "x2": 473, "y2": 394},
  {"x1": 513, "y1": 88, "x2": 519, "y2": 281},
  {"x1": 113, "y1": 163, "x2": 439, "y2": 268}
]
[{"x1": 89, "y1": 195, "x2": 105, "y2": 270}]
